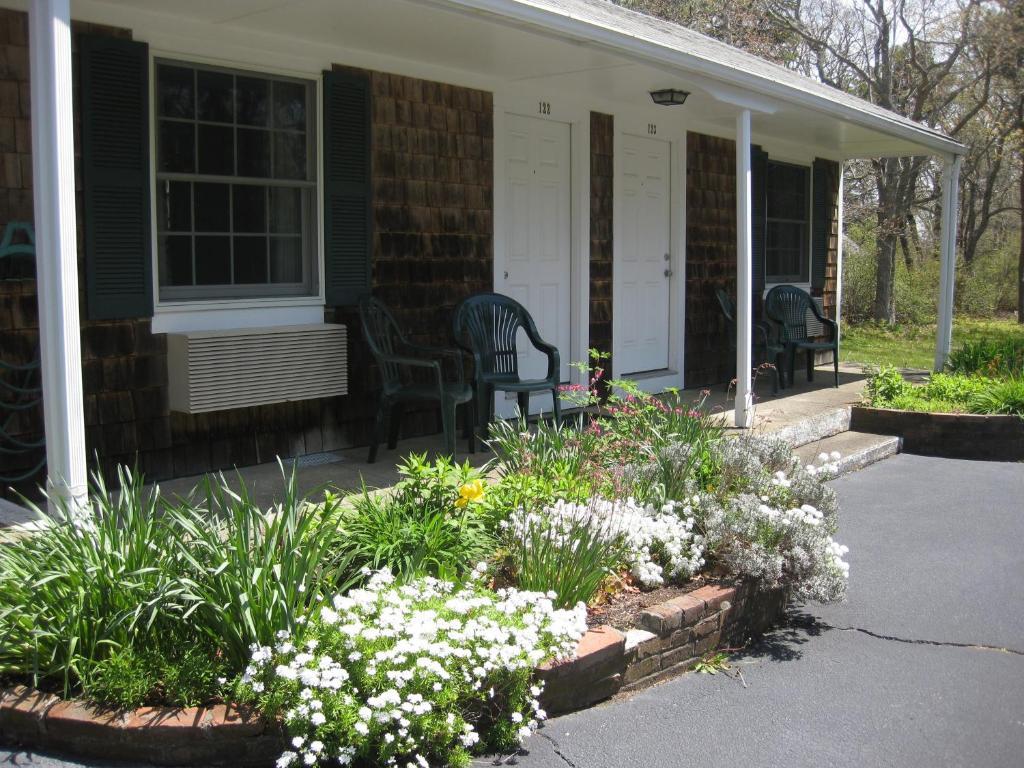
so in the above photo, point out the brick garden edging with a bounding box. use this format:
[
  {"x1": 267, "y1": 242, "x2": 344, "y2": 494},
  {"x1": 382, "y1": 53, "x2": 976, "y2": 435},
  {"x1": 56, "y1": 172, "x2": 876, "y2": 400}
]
[
  {"x1": 1, "y1": 582, "x2": 787, "y2": 762},
  {"x1": 0, "y1": 687, "x2": 283, "y2": 766},
  {"x1": 851, "y1": 406, "x2": 1024, "y2": 461},
  {"x1": 539, "y1": 581, "x2": 788, "y2": 715}
]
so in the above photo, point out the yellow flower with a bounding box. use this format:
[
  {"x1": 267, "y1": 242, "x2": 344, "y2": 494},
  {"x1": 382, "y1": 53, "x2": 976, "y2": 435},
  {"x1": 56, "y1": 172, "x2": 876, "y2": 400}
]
[{"x1": 454, "y1": 480, "x2": 485, "y2": 508}]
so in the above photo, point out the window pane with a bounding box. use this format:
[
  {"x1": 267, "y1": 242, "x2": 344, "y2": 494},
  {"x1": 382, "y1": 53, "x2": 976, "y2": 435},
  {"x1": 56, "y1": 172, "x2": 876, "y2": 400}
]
[
  {"x1": 197, "y1": 69, "x2": 234, "y2": 123},
  {"x1": 269, "y1": 187, "x2": 301, "y2": 234},
  {"x1": 233, "y1": 185, "x2": 267, "y2": 233},
  {"x1": 233, "y1": 236, "x2": 268, "y2": 283},
  {"x1": 270, "y1": 237, "x2": 302, "y2": 283},
  {"x1": 162, "y1": 235, "x2": 193, "y2": 286},
  {"x1": 157, "y1": 180, "x2": 192, "y2": 232},
  {"x1": 158, "y1": 121, "x2": 195, "y2": 173},
  {"x1": 194, "y1": 182, "x2": 230, "y2": 232},
  {"x1": 197, "y1": 124, "x2": 234, "y2": 176},
  {"x1": 767, "y1": 164, "x2": 808, "y2": 220},
  {"x1": 195, "y1": 236, "x2": 231, "y2": 284},
  {"x1": 236, "y1": 76, "x2": 270, "y2": 127},
  {"x1": 157, "y1": 65, "x2": 194, "y2": 119},
  {"x1": 237, "y1": 128, "x2": 271, "y2": 177},
  {"x1": 273, "y1": 81, "x2": 306, "y2": 130},
  {"x1": 273, "y1": 131, "x2": 306, "y2": 180}
]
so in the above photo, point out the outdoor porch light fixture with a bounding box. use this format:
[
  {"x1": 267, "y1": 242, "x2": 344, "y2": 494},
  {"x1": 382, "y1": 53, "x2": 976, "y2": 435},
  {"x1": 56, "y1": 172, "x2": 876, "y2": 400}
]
[{"x1": 649, "y1": 88, "x2": 690, "y2": 106}]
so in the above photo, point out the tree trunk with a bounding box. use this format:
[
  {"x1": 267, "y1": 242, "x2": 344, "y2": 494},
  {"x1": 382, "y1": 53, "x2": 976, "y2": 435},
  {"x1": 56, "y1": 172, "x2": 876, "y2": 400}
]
[
  {"x1": 1018, "y1": 144, "x2": 1023, "y2": 324},
  {"x1": 873, "y1": 160, "x2": 900, "y2": 324},
  {"x1": 874, "y1": 225, "x2": 898, "y2": 323}
]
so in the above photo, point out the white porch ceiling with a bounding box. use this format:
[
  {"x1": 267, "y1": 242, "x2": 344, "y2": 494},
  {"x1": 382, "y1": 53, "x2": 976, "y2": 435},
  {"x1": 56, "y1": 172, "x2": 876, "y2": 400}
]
[{"x1": 60, "y1": 0, "x2": 953, "y2": 159}]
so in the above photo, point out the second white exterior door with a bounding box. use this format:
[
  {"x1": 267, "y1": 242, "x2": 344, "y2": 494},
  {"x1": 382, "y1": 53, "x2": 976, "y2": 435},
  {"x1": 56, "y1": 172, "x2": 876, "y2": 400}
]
[
  {"x1": 617, "y1": 133, "x2": 672, "y2": 376},
  {"x1": 500, "y1": 113, "x2": 572, "y2": 413}
]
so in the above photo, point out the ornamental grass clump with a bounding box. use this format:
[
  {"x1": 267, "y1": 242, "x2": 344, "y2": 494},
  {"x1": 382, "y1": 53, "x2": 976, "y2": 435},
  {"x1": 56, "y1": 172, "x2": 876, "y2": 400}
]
[{"x1": 243, "y1": 568, "x2": 587, "y2": 768}]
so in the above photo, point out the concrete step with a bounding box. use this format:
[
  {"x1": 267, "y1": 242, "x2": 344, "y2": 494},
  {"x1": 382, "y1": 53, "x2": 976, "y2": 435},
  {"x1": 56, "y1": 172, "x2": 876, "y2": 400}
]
[
  {"x1": 765, "y1": 405, "x2": 852, "y2": 449},
  {"x1": 794, "y1": 430, "x2": 901, "y2": 477}
]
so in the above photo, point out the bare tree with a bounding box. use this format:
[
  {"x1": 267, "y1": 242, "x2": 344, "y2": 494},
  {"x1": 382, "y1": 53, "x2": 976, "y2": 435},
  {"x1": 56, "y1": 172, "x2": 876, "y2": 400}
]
[{"x1": 773, "y1": 0, "x2": 986, "y2": 323}]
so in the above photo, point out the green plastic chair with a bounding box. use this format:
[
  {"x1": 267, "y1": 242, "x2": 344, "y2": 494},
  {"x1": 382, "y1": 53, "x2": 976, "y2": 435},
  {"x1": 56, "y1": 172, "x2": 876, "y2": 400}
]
[
  {"x1": 715, "y1": 288, "x2": 784, "y2": 392},
  {"x1": 452, "y1": 292, "x2": 561, "y2": 444},
  {"x1": 764, "y1": 285, "x2": 839, "y2": 388},
  {"x1": 359, "y1": 296, "x2": 474, "y2": 463}
]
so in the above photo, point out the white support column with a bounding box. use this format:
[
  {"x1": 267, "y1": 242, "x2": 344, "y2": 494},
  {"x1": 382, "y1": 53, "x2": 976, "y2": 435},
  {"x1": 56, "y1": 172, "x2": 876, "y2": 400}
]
[
  {"x1": 29, "y1": 0, "x2": 88, "y2": 510},
  {"x1": 934, "y1": 154, "x2": 963, "y2": 372},
  {"x1": 835, "y1": 162, "x2": 845, "y2": 343},
  {"x1": 734, "y1": 109, "x2": 754, "y2": 428}
]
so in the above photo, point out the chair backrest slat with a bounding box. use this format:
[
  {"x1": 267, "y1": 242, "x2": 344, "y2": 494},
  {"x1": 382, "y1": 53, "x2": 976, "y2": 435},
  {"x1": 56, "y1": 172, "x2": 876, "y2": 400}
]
[
  {"x1": 765, "y1": 285, "x2": 812, "y2": 342},
  {"x1": 454, "y1": 293, "x2": 530, "y2": 379},
  {"x1": 360, "y1": 297, "x2": 409, "y2": 392}
]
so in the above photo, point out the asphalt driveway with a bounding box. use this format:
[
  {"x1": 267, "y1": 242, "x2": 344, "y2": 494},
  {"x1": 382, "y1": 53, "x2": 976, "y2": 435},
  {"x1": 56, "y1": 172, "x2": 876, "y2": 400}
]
[
  {"x1": 3, "y1": 454, "x2": 1023, "y2": 768},
  {"x1": 482, "y1": 453, "x2": 1024, "y2": 768}
]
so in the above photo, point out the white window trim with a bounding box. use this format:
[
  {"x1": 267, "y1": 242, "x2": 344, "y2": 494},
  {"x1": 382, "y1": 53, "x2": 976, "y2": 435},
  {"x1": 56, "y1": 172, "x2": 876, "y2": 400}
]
[
  {"x1": 764, "y1": 158, "x2": 814, "y2": 289},
  {"x1": 148, "y1": 51, "x2": 326, "y2": 333}
]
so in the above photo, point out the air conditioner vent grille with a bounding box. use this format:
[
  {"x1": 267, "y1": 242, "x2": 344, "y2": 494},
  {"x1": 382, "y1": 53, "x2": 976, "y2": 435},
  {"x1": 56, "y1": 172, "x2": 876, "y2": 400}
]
[{"x1": 167, "y1": 324, "x2": 347, "y2": 414}]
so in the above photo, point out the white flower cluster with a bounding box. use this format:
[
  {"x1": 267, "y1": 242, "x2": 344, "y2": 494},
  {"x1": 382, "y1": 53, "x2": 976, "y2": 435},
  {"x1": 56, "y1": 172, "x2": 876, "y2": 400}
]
[
  {"x1": 756, "y1": 502, "x2": 826, "y2": 528},
  {"x1": 826, "y1": 539, "x2": 851, "y2": 578},
  {"x1": 805, "y1": 450, "x2": 842, "y2": 478},
  {"x1": 506, "y1": 498, "x2": 706, "y2": 588},
  {"x1": 247, "y1": 568, "x2": 587, "y2": 768}
]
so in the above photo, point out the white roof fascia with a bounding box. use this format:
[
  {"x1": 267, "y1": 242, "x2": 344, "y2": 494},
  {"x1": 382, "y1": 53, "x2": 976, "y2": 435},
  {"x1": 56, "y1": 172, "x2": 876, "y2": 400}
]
[{"x1": 425, "y1": 0, "x2": 966, "y2": 158}]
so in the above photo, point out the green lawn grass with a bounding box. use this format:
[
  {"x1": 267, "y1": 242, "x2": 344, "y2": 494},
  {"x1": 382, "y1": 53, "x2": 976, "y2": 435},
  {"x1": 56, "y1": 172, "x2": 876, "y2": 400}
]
[{"x1": 841, "y1": 316, "x2": 1024, "y2": 370}]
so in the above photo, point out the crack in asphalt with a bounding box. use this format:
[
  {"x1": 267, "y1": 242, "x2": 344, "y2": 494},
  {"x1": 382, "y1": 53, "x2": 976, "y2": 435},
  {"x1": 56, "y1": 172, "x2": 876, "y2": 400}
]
[
  {"x1": 831, "y1": 624, "x2": 1024, "y2": 656},
  {"x1": 537, "y1": 731, "x2": 583, "y2": 768}
]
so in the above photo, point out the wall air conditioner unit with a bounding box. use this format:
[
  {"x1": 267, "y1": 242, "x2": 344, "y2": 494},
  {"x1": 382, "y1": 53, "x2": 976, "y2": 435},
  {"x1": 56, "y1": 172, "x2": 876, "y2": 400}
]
[
  {"x1": 167, "y1": 324, "x2": 347, "y2": 414},
  {"x1": 805, "y1": 297, "x2": 827, "y2": 338}
]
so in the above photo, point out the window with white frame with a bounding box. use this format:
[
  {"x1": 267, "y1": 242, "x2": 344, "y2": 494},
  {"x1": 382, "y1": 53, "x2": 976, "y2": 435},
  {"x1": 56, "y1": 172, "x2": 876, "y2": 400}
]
[
  {"x1": 154, "y1": 61, "x2": 317, "y2": 301},
  {"x1": 765, "y1": 161, "x2": 810, "y2": 284}
]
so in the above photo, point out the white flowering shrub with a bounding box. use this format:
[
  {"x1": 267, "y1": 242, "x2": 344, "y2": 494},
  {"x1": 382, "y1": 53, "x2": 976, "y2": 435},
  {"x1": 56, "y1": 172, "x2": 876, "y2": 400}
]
[
  {"x1": 243, "y1": 568, "x2": 587, "y2": 768},
  {"x1": 503, "y1": 498, "x2": 706, "y2": 590},
  {"x1": 696, "y1": 436, "x2": 850, "y2": 603}
]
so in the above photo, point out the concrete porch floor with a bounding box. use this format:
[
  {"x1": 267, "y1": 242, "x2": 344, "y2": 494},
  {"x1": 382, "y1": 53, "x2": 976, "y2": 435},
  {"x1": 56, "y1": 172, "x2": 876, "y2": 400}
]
[{"x1": 0, "y1": 363, "x2": 868, "y2": 523}]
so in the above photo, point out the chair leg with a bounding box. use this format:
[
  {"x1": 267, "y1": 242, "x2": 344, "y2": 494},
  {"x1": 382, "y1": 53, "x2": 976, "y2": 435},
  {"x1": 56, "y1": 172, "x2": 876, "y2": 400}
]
[
  {"x1": 440, "y1": 399, "x2": 456, "y2": 458},
  {"x1": 833, "y1": 350, "x2": 840, "y2": 388},
  {"x1": 550, "y1": 387, "x2": 562, "y2": 426},
  {"x1": 476, "y1": 383, "x2": 490, "y2": 445},
  {"x1": 770, "y1": 363, "x2": 779, "y2": 395},
  {"x1": 368, "y1": 399, "x2": 389, "y2": 464},
  {"x1": 807, "y1": 349, "x2": 815, "y2": 383},
  {"x1": 788, "y1": 348, "x2": 796, "y2": 390},
  {"x1": 517, "y1": 392, "x2": 529, "y2": 421},
  {"x1": 464, "y1": 400, "x2": 476, "y2": 454},
  {"x1": 387, "y1": 403, "x2": 404, "y2": 449}
]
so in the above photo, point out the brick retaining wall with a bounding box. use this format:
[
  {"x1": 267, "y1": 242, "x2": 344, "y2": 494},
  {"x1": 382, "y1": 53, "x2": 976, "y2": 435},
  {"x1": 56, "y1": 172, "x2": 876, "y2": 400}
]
[{"x1": 540, "y1": 581, "x2": 788, "y2": 715}]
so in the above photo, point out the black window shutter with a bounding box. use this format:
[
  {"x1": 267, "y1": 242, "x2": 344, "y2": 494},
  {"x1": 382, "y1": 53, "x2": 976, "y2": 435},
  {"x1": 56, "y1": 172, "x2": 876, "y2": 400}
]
[
  {"x1": 322, "y1": 69, "x2": 372, "y2": 306},
  {"x1": 80, "y1": 35, "x2": 152, "y2": 320},
  {"x1": 750, "y1": 145, "x2": 768, "y2": 305},
  {"x1": 811, "y1": 158, "x2": 837, "y2": 294}
]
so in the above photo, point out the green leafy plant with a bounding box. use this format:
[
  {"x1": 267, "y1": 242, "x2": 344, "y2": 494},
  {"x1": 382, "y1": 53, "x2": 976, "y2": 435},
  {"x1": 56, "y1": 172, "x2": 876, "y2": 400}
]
[
  {"x1": 694, "y1": 651, "x2": 731, "y2": 674},
  {"x1": 339, "y1": 454, "x2": 493, "y2": 583},
  {"x1": 968, "y1": 376, "x2": 1024, "y2": 416},
  {"x1": 863, "y1": 365, "x2": 913, "y2": 407}
]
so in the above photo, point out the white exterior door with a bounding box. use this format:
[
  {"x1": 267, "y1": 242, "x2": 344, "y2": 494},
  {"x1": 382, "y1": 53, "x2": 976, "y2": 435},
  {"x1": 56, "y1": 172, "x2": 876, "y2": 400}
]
[
  {"x1": 500, "y1": 113, "x2": 572, "y2": 414},
  {"x1": 617, "y1": 134, "x2": 671, "y2": 375}
]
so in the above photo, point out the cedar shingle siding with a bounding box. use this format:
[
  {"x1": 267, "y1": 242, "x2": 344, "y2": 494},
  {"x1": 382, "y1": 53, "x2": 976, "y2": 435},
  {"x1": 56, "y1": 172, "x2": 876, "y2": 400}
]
[
  {"x1": 684, "y1": 132, "x2": 737, "y2": 388},
  {"x1": 0, "y1": 8, "x2": 493, "y2": 497},
  {"x1": 589, "y1": 112, "x2": 614, "y2": 381}
]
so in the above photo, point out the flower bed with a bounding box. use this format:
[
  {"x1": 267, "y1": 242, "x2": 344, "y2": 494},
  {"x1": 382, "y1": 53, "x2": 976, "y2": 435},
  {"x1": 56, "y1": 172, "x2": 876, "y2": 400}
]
[{"x1": 0, "y1": 361, "x2": 850, "y2": 767}]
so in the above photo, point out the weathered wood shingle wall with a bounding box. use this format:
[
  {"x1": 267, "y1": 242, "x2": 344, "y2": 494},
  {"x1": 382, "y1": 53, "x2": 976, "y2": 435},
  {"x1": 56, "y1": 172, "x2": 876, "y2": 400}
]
[{"x1": 589, "y1": 112, "x2": 614, "y2": 379}]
